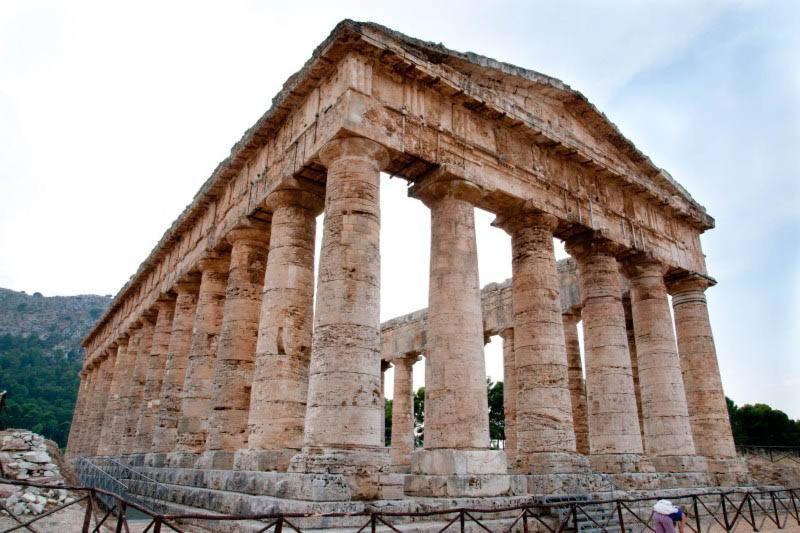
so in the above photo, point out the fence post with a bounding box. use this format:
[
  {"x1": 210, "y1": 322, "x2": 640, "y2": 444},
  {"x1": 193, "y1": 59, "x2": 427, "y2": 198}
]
[
  {"x1": 460, "y1": 510, "x2": 466, "y2": 532},
  {"x1": 523, "y1": 507, "x2": 529, "y2": 533},
  {"x1": 770, "y1": 491, "x2": 780, "y2": 526},
  {"x1": 572, "y1": 503, "x2": 578, "y2": 532},
  {"x1": 721, "y1": 493, "x2": 731, "y2": 532},
  {"x1": 746, "y1": 493, "x2": 758, "y2": 531},
  {"x1": 616, "y1": 501, "x2": 625, "y2": 533},
  {"x1": 115, "y1": 500, "x2": 126, "y2": 533},
  {"x1": 81, "y1": 489, "x2": 94, "y2": 533},
  {"x1": 693, "y1": 495, "x2": 701, "y2": 533},
  {"x1": 371, "y1": 512, "x2": 377, "y2": 533},
  {"x1": 275, "y1": 517, "x2": 284, "y2": 533},
  {"x1": 790, "y1": 489, "x2": 800, "y2": 525},
  {"x1": 153, "y1": 517, "x2": 162, "y2": 533}
]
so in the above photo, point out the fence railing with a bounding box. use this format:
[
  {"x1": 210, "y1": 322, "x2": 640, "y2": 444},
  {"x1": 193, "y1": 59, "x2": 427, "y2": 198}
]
[
  {"x1": 1, "y1": 477, "x2": 798, "y2": 533},
  {"x1": 737, "y1": 445, "x2": 800, "y2": 465}
]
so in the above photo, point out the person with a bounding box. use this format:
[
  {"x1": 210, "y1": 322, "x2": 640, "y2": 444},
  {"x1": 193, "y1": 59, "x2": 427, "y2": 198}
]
[{"x1": 652, "y1": 500, "x2": 684, "y2": 533}]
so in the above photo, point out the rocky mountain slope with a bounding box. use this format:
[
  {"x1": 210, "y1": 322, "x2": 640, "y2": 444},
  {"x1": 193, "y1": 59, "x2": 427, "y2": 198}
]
[{"x1": 0, "y1": 288, "x2": 111, "y2": 358}]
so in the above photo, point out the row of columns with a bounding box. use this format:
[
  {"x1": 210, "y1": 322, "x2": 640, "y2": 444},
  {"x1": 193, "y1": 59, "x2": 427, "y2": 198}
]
[{"x1": 70, "y1": 134, "x2": 740, "y2": 485}]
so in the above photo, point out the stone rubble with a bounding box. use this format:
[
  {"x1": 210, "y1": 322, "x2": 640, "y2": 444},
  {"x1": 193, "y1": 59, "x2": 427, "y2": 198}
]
[{"x1": 0, "y1": 430, "x2": 76, "y2": 517}]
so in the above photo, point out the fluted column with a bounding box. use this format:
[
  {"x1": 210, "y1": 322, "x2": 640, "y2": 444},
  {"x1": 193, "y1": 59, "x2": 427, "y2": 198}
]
[
  {"x1": 152, "y1": 277, "x2": 200, "y2": 454},
  {"x1": 408, "y1": 174, "x2": 506, "y2": 479},
  {"x1": 136, "y1": 297, "x2": 176, "y2": 453},
  {"x1": 562, "y1": 312, "x2": 589, "y2": 456},
  {"x1": 500, "y1": 328, "x2": 517, "y2": 464},
  {"x1": 66, "y1": 370, "x2": 89, "y2": 458},
  {"x1": 112, "y1": 324, "x2": 142, "y2": 455},
  {"x1": 289, "y1": 137, "x2": 390, "y2": 491},
  {"x1": 172, "y1": 254, "x2": 230, "y2": 467},
  {"x1": 667, "y1": 273, "x2": 748, "y2": 482},
  {"x1": 623, "y1": 255, "x2": 705, "y2": 475},
  {"x1": 126, "y1": 316, "x2": 154, "y2": 454},
  {"x1": 198, "y1": 223, "x2": 270, "y2": 469},
  {"x1": 74, "y1": 366, "x2": 96, "y2": 457},
  {"x1": 98, "y1": 337, "x2": 130, "y2": 455},
  {"x1": 565, "y1": 235, "x2": 651, "y2": 474},
  {"x1": 236, "y1": 190, "x2": 321, "y2": 472},
  {"x1": 390, "y1": 356, "x2": 416, "y2": 471},
  {"x1": 87, "y1": 351, "x2": 116, "y2": 456},
  {"x1": 497, "y1": 210, "x2": 585, "y2": 474}
]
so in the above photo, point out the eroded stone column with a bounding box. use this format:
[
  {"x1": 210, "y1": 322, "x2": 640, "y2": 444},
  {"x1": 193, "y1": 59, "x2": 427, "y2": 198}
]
[
  {"x1": 75, "y1": 365, "x2": 97, "y2": 456},
  {"x1": 289, "y1": 137, "x2": 390, "y2": 495},
  {"x1": 408, "y1": 174, "x2": 506, "y2": 479},
  {"x1": 667, "y1": 273, "x2": 749, "y2": 483},
  {"x1": 152, "y1": 277, "x2": 200, "y2": 455},
  {"x1": 198, "y1": 223, "x2": 270, "y2": 469},
  {"x1": 136, "y1": 297, "x2": 176, "y2": 454},
  {"x1": 66, "y1": 370, "x2": 89, "y2": 458},
  {"x1": 126, "y1": 316, "x2": 154, "y2": 454},
  {"x1": 235, "y1": 191, "x2": 320, "y2": 472},
  {"x1": 112, "y1": 324, "x2": 142, "y2": 455},
  {"x1": 498, "y1": 210, "x2": 585, "y2": 474},
  {"x1": 623, "y1": 255, "x2": 705, "y2": 476},
  {"x1": 500, "y1": 329, "x2": 517, "y2": 464},
  {"x1": 390, "y1": 356, "x2": 416, "y2": 471},
  {"x1": 88, "y1": 351, "x2": 116, "y2": 456},
  {"x1": 98, "y1": 338, "x2": 129, "y2": 455},
  {"x1": 171, "y1": 254, "x2": 230, "y2": 467},
  {"x1": 563, "y1": 312, "x2": 589, "y2": 456},
  {"x1": 623, "y1": 295, "x2": 644, "y2": 438},
  {"x1": 565, "y1": 235, "x2": 651, "y2": 474}
]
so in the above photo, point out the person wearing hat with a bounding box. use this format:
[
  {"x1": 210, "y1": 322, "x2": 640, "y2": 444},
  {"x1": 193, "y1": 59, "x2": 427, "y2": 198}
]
[{"x1": 653, "y1": 500, "x2": 686, "y2": 533}]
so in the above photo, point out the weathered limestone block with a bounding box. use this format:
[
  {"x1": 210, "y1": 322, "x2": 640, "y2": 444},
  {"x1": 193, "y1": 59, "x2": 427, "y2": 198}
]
[
  {"x1": 563, "y1": 312, "x2": 589, "y2": 456},
  {"x1": 172, "y1": 254, "x2": 230, "y2": 465},
  {"x1": 136, "y1": 297, "x2": 176, "y2": 453},
  {"x1": 237, "y1": 191, "x2": 320, "y2": 472},
  {"x1": 566, "y1": 235, "x2": 651, "y2": 474},
  {"x1": 497, "y1": 210, "x2": 584, "y2": 474},
  {"x1": 98, "y1": 338, "x2": 129, "y2": 455},
  {"x1": 126, "y1": 317, "x2": 154, "y2": 454},
  {"x1": 500, "y1": 329, "x2": 517, "y2": 465},
  {"x1": 624, "y1": 255, "x2": 704, "y2": 475},
  {"x1": 667, "y1": 274, "x2": 749, "y2": 483},
  {"x1": 198, "y1": 224, "x2": 270, "y2": 469},
  {"x1": 389, "y1": 355, "x2": 415, "y2": 471},
  {"x1": 110, "y1": 327, "x2": 141, "y2": 455},
  {"x1": 289, "y1": 137, "x2": 390, "y2": 496},
  {"x1": 152, "y1": 277, "x2": 200, "y2": 454}
]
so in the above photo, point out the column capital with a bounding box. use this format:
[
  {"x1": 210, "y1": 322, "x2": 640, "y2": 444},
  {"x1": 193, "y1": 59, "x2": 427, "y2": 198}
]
[
  {"x1": 562, "y1": 308, "x2": 582, "y2": 324},
  {"x1": 493, "y1": 204, "x2": 559, "y2": 235},
  {"x1": 117, "y1": 333, "x2": 130, "y2": 346},
  {"x1": 226, "y1": 220, "x2": 271, "y2": 248},
  {"x1": 174, "y1": 272, "x2": 202, "y2": 295},
  {"x1": 198, "y1": 252, "x2": 231, "y2": 273},
  {"x1": 410, "y1": 172, "x2": 483, "y2": 208},
  {"x1": 155, "y1": 293, "x2": 177, "y2": 311},
  {"x1": 564, "y1": 231, "x2": 625, "y2": 261},
  {"x1": 129, "y1": 319, "x2": 144, "y2": 330},
  {"x1": 620, "y1": 252, "x2": 668, "y2": 279},
  {"x1": 319, "y1": 136, "x2": 390, "y2": 170},
  {"x1": 666, "y1": 271, "x2": 716, "y2": 295},
  {"x1": 264, "y1": 187, "x2": 325, "y2": 214}
]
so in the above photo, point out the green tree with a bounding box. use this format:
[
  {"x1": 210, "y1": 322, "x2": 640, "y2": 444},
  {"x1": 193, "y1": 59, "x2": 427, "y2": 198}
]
[
  {"x1": 384, "y1": 398, "x2": 393, "y2": 445},
  {"x1": 726, "y1": 397, "x2": 800, "y2": 446}
]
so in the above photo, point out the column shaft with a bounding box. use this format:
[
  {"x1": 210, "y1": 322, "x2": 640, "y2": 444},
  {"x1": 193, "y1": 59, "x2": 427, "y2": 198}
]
[
  {"x1": 238, "y1": 195, "x2": 318, "y2": 471},
  {"x1": 111, "y1": 327, "x2": 141, "y2": 455},
  {"x1": 126, "y1": 318, "x2": 154, "y2": 453},
  {"x1": 153, "y1": 280, "x2": 200, "y2": 453},
  {"x1": 290, "y1": 137, "x2": 389, "y2": 486},
  {"x1": 199, "y1": 226, "x2": 269, "y2": 469},
  {"x1": 390, "y1": 357, "x2": 415, "y2": 470},
  {"x1": 66, "y1": 371, "x2": 89, "y2": 458},
  {"x1": 74, "y1": 368, "x2": 96, "y2": 456},
  {"x1": 563, "y1": 313, "x2": 589, "y2": 456},
  {"x1": 136, "y1": 299, "x2": 176, "y2": 452},
  {"x1": 173, "y1": 255, "x2": 230, "y2": 462},
  {"x1": 500, "y1": 329, "x2": 517, "y2": 464},
  {"x1": 98, "y1": 341, "x2": 129, "y2": 455},
  {"x1": 88, "y1": 353, "x2": 115, "y2": 456}
]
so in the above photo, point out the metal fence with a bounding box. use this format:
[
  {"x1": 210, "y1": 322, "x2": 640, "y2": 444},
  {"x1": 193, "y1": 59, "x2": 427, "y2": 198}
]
[
  {"x1": 1, "y1": 477, "x2": 798, "y2": 533},
  {"x1": 736, "y1": 446, "x2": 800, "y2": 465}
]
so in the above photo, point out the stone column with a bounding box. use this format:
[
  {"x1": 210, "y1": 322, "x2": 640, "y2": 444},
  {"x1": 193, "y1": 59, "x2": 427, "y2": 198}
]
[
  {"x1": 98, "y1": 338, "x2": 129, "y2": 455},
  {"x1": 408, "y1": 174, "x2": 506, "y2": 480},
  {"x1": 152, "y1": 277, "x2": 200, "y2": 455},
  {"x1": 289, "y1": 137, "x2": 390, "y2": 496},
  {"x1": 198, "y1": 223, "x2": 270, "y2": 469},
  {"x1": 112, "y1": 324, "x2": 142, "y2": 455},
  {"x1": 562, "y1": 312, "x2": 589, "y2": 456},
  {"x1": 497, "y1": 210, "x2": 585, "y2": 474},
  {"x1": 66, "y1": 370, "x2": 89, "y2": 458},
  {"x1": 171, "y1": 254, "x2": 230, "y2": 467},
  {"x1": 623, "y1": 255, "x2": 705, "y2": 476},
  {"x1": 74, "y1": 365, "x2": 97, "y2": 457},
  {"x1": 235, "y1": 190, "x2": 320, "y2": 472},
  {"x1": 390, "y1": 356, "x2": 416, "y2": 471},
  {"x1": 500, "y1": 328, "x2": 517, "y2": 464},
  {"x1": 87, "y1": 351, "x2": 116, "y2": 456},
  {"x1": 623, "y1": 295, "x2": 644, "y2": 438},
  {"x1": 126, "y1": 316, "x2": 154, "y2": 454},
  {"x1": 565, "y1": 235, "x2": 651, "y2": 474},
  {"x1": 667, "y1": 273, "x2": 749, "y2": 483},
  {"x1": 136, "y1": 297, "x2": 176, "y2": 454}
]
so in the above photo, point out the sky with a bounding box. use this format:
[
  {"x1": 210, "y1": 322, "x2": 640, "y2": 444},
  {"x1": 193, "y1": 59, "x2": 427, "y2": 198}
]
[{"x1": 1, "y1": 1, "x2": 797, "y2": 417}]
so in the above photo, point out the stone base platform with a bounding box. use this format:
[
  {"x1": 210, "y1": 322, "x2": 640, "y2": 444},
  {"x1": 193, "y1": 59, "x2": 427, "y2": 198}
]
[
  {"x1": 233, "y1": 448, "x2": 297, "y2": 472},
  {"x1": 707, "y1": 456, "x2": 753, "y2": 486}
]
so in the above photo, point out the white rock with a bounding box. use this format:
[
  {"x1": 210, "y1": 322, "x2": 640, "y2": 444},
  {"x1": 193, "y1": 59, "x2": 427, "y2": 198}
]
[
  {"x1": 21, "y1": 493, "x2": 37, "y2": 503},
  {"x1": 11, "y1": 503, "x2": 26, "y2": 515},
  {"x1": 29, "y1": 503, "x2": 44, "y2": 514}
]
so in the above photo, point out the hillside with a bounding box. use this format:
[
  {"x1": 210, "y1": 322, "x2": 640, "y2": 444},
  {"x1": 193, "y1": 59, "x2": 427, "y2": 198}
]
[{"x1": 0, "y1": 288, "x2": 111, "y2": 447}]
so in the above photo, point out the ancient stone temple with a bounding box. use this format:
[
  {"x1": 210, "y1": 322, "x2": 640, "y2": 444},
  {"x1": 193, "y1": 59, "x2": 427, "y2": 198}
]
[{"x1": 67, "y1": 20, "x2": 750, "y2": 511}]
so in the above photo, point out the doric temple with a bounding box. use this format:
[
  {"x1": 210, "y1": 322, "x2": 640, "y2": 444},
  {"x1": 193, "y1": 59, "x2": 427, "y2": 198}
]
[{"x1": 67, "y1": 20, "x2": 751, "y2": 507}]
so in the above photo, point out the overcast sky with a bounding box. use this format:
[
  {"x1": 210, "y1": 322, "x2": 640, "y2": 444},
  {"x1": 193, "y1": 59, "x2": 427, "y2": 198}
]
[{"x1": 1, "y1": 1, "x2": 797, "y2": 417}]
